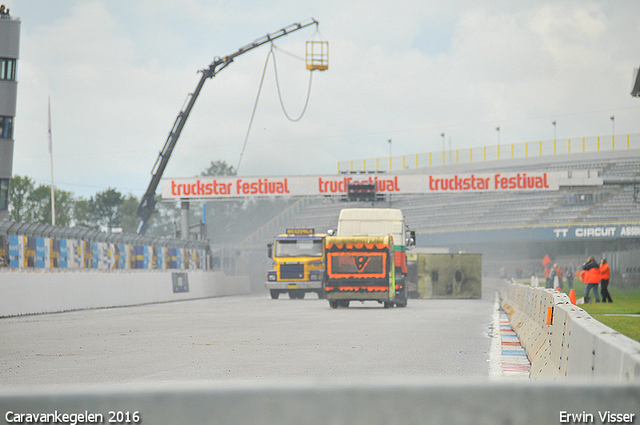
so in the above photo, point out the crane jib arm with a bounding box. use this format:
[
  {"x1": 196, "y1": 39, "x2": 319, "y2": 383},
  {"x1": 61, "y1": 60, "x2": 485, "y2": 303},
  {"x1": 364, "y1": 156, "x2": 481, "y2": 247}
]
[{"x1": 136, "y1": 18, "x2": 319, "y2": 234}]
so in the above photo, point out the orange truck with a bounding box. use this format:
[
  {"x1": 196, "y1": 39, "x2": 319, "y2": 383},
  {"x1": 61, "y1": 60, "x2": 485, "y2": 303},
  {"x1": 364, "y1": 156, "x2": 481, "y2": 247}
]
[
  {"x1": 324, "y1": 208, "x2": 415, "y2": 308},
  {"x1": 325, "y1": 235, "x2": 402, "y2": 308}
]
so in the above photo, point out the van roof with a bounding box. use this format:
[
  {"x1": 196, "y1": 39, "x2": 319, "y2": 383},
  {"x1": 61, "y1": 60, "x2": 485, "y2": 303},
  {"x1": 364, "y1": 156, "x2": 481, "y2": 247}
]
[{"x1": 338, "y1": 208, "x2": 404, "y2": 221}]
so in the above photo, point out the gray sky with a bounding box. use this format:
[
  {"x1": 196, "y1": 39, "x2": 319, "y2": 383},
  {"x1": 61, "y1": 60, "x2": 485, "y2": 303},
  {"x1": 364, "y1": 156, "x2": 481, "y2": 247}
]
[{"x1": 6, "y1": 0, "x2": 640, "y2": 198}]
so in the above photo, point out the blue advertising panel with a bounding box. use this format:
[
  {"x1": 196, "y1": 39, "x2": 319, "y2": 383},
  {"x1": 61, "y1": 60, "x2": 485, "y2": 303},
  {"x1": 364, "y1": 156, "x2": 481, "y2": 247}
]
[
  {"x1": 35, "y1": 238, "x2": 45, "y2": 268},
  {"x1": 9, "y1": 236, "x2": 19, "y2": 268},
  {"x1": 92, "y1": 242, "x2": 100, "y2": 269},
  {"x1": 121, "y1": 244, "x2": 127, "y2": 269},
  {"x1": 143, "y1": 246, "x2": 149, "y2": 269},
  {"x1": 59, "y1": 239, "x2": 68, "y2": 268},
  {"x1": 157, "y1": 247, "x2": 164, "y2": 270},
  {"x1": 170, "y1": 248, "x2": 177, "y2": 269},
  {"x1": 177, "y1": 248, "x2": 183, "y2": 269}
]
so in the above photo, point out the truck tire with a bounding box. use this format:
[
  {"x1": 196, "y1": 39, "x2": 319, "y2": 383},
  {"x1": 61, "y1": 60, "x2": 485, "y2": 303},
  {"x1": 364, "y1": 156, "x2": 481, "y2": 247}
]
[
  {"x1": 395, "y1": 279, "x2": 408, "y2": 307},
  {"x1": 396, "y1": 290, "x2": 408, "y2": 308},
  {"x1": 329, "y1": 300, "x2": 339, "y2": 309},
  {"x1": 270, "y1": 290, "x2": 280, "y2": 299}
]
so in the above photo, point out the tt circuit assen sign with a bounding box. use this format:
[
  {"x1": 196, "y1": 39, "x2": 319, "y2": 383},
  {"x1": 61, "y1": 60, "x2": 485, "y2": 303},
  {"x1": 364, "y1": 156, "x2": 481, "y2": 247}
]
[{"x1": 161, "y1": 171, "x2": 575, "y2": 200}]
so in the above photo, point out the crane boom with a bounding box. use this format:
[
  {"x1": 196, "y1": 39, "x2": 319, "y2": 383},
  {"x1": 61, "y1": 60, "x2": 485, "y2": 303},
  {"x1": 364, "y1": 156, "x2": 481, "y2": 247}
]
[{"x1": 136, "y1": 18, "x2": 319, "y2": 234}]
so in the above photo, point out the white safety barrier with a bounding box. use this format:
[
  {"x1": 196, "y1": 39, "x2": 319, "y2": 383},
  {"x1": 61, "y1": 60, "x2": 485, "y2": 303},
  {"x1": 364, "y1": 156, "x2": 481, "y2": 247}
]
[
  {"x1": 1, "y1": 380, "x2": 639, "y2": 425},
  {"x1": 0, "y1": 271, "x2": 251, "y2": 317},
  {"x1": 501, "y1": 282, "x2": 640, "y2": 381}
]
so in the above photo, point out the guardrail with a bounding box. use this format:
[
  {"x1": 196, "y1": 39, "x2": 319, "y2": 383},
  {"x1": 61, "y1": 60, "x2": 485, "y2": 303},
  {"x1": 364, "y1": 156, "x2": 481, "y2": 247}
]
[
  {"x1": 338, "y1": 133, "x2": 640, "y2": 173},
  {"x1": 500, "y1": 282, "x2": 640, "y2": 381},
  {"x1": 1, "y1": 380, "x2": 638, "y2": 425}
]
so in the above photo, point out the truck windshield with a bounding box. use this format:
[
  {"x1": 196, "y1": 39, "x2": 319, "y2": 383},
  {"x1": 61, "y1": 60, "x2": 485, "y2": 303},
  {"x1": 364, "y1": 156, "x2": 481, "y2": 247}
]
[{"x1": 275, "y1": 239, "x2": 323, "y2": 257}]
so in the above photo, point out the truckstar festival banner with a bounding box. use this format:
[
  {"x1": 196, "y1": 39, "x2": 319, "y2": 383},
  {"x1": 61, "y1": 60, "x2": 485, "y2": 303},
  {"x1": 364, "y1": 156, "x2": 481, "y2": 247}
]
[{"x1": 161, "y1": 171, "x2": 572, "y2": 200}]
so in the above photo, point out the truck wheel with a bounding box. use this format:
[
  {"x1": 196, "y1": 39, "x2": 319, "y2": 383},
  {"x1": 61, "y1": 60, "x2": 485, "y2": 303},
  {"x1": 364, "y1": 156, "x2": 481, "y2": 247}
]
[
  {"x1": 396, "y1": 283, "x2": 408, "y2": 307},
  {"x1": 329, "y1": 300, "x2": 339, "y2": 309},
  {"x1": 383, "y1": 301, "x2": 392, "y2": 308},
  {"x1": 270, "y1": 290, "x2": 280, "y2": 299},
  {"x1": 338, "y1": 300, "x2": 350, "y2": 308}
]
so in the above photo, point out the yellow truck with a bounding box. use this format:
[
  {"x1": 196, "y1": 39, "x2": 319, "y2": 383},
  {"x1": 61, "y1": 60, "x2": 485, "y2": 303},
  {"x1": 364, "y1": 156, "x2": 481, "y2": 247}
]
[{"x1": 266, "y1": 229, "x2": 326, "y2": 299}]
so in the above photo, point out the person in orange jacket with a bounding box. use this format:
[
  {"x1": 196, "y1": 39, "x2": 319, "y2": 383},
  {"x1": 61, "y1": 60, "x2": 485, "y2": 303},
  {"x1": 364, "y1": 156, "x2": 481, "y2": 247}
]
[
  {"x1": 555, "y1": 264, "x2": 564, "y2": 289},
  {"x1": 600, "y1": 259, "x2": 612, "y2": 303},
  {"x1": 582, "y1": 256, "x2": 600, "y2": 302}
]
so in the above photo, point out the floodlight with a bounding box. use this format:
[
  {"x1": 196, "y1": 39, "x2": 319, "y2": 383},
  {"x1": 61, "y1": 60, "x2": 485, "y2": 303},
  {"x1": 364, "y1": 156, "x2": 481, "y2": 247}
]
[{"x1": 631, "y1": 66, "x2": 640, "y2": 97}]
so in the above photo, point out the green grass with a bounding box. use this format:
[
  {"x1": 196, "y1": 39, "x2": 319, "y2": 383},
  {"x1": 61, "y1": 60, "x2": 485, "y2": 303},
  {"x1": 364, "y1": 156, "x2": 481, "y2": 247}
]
[{"x1": 561, "y1": 285, "x2": 640, "y2": 342}]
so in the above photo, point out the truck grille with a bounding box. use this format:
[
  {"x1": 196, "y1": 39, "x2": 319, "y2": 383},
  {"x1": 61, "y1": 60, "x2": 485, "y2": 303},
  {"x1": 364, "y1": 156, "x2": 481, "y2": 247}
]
[{"x1": 281, "y1": 264, "x2": 304, "y2": 279}]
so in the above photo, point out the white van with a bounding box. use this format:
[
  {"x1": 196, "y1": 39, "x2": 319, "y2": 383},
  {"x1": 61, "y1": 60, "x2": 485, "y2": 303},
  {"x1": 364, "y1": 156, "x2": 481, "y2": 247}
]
[{"x1": 334, "y1": 208, "x2": 415, "y2": 295}]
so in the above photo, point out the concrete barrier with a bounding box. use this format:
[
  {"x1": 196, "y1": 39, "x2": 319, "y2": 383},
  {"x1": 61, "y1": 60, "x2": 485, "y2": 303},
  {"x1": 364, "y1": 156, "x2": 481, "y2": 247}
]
[
  {"x1": 0, "y1": 270, "x2": 251, "y2": 317},
  {"x1": 1, "y1": 380, "x2": 639, "y2": 425},
  {"x1": 501, "y1": 282, "x2": 640, "y2": 381}
]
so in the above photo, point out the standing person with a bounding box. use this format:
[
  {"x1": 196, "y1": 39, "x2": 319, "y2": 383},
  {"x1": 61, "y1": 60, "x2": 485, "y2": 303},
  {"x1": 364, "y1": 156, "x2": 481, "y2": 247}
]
[
  {"x1": 555, "y1": 264, "x2": 564, "y2": 289},
  {"x1": 549, "y1": 265, "x2": 557, "y2": 288},
  {"x1": 566, "y1": 264, "x2": 575, "y2": 289},
  {"x1": 544, "y1": 265, "x2": 552, "y2": 288},
  {"x1": 600, "y1": 259, "x2": 613, "y2": 303},
  {"x1": 582, "y1": 256, "x2": 600, "y2": 303}
]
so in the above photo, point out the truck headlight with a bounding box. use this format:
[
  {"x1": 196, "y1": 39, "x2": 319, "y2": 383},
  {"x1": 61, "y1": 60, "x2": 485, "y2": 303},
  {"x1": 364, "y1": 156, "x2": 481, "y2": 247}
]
[
  {"x1": 267, "y1": 272, "x2": 277, "y2": 281},
  {"x1": 309, "y1": 271, "x2": 323, "y2": 281}
]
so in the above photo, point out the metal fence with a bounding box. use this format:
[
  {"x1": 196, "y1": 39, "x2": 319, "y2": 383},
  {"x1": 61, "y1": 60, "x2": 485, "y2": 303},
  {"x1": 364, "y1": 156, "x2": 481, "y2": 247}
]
[
  {"x1": 338, "y1": 133, "x2": 640, "y2": 173},
  {"x1": 0, "y1": 220, "x2": 210, "y2": 271}
]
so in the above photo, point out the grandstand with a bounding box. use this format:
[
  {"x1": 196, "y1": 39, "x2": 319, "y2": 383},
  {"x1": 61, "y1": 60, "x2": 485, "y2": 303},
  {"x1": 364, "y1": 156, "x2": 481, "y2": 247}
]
[
  {"x1": 240, "y1": 149, "x2": 639, "y2": 241},
  {"x1": 237, "y1": 147, "x2": 640, "y2": 283}
]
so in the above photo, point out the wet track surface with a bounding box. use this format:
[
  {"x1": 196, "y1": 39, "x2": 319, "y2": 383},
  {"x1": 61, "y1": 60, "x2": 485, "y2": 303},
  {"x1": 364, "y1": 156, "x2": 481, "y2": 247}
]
[{"x1": 0, "y1": 279, "x2": 504, "y2": 385}]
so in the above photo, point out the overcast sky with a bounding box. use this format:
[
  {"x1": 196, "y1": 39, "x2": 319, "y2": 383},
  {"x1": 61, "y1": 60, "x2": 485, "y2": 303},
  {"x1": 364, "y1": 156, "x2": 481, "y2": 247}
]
[{"x1": 6, "y1": 0, "x2": 640, "y2": 198}]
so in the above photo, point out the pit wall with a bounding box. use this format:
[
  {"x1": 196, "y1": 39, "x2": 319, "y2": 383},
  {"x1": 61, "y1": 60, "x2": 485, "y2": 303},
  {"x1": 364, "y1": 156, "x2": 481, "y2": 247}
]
[
  {"x1": 500, "y1": 282, "x2": 640, "y2": 381},
  {"x1": 0, "y1": 270, "x2": 251, "y2": 317}
]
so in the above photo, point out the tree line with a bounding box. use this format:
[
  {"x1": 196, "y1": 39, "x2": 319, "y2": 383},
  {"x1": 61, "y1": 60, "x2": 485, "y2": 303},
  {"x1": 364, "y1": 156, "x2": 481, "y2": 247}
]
[{"x1": 7, "y1": 160, "x2": 237, "y2": 237}]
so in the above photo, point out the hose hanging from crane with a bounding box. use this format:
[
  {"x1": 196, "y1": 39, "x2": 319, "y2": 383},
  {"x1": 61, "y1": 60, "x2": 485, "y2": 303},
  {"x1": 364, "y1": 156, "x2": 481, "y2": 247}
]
[
  {"x1": 271, "y1": 46, "x2": 314, "y2": 122},
  {"x1": 236, "y1": 43, "x2": 314, "y2": 173}
]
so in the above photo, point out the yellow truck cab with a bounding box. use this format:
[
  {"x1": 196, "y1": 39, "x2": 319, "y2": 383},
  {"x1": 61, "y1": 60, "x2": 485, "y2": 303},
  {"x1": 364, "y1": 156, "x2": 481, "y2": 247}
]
[{"x1": 266, "y1": 229, "x2": 326, "y2": 299}]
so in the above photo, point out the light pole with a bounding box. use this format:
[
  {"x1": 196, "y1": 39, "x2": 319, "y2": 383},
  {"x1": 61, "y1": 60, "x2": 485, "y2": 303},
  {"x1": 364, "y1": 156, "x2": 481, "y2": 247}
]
[
  {"x1": 552, "y1": 121, "x2": 556, "y2": 141},
  {"x1": 441, "y1": 133, "x2": 445, "y2": 165},
  {"x1": 610, "y1": 115, "x2": 615, "y2": 140},
  {"x1": 388, "y1": 139, "x2": 392, "y2": 171}
]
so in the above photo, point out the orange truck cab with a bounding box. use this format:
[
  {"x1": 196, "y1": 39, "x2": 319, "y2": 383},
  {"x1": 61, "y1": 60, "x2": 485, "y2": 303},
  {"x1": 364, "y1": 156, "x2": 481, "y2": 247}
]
[
  {"x1": 325, "y1": 235, "x2": 402, "y2": 308},
  {"x1": 326, "y1": 208, "x2": 415, "y2": 308}
]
